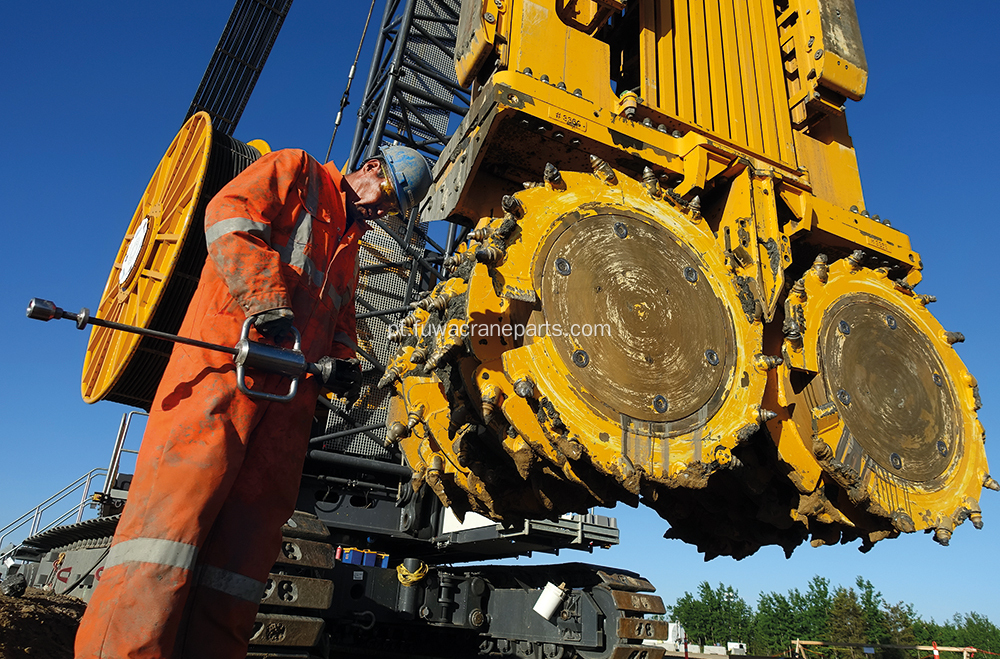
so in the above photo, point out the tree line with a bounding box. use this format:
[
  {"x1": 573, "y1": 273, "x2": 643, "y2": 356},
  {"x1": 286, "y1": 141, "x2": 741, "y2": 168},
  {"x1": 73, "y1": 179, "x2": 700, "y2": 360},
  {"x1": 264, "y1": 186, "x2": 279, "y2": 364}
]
[{"x1": 667, "y1": 577, "x2": 999, "y2": 657}]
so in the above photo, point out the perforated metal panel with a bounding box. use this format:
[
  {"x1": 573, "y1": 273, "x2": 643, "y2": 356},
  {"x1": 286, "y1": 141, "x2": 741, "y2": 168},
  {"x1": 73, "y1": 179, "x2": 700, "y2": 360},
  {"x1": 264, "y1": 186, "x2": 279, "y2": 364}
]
[
  {"x1": 322, "y1": 217, "x2": 428, "y2": 458},
  {"x1": 322, "y1": 0, "x2": 466, "y2": 460}
]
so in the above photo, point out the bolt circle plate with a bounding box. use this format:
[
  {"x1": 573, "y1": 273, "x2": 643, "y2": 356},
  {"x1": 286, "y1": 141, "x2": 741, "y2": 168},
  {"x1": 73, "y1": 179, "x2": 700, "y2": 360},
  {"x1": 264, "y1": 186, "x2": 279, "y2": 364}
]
[
  {"x1": 541, "y1": 212, "x2": 736, "y2": 425},
  {"x1": 820, "y1": 293, "x2": 959, "y2": 482}
]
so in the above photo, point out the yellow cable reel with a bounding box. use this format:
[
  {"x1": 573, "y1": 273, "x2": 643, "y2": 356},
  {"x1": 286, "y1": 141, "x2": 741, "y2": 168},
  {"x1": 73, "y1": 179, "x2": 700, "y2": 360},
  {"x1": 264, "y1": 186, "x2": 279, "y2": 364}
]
[{"x1": 81, "y1": 112, "x2": 265, "y2": 409}]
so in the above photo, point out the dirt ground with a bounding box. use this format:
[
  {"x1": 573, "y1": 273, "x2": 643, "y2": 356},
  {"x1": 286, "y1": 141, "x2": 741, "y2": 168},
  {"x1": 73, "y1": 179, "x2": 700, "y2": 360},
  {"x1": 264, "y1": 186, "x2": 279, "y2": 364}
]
[{"x1": 0, "y1": 587, "x2": 85, "y2": 658}]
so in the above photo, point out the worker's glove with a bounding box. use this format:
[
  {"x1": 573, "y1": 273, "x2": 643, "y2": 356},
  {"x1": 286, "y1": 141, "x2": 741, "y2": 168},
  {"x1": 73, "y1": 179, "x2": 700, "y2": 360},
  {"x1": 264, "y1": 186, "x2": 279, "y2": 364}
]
[
  {"x1": 316, "y1": 357, "x2": 363, "y2": 399},
  {"x1": 253, "y1": 308, "x2": 295, "y2": 342}
]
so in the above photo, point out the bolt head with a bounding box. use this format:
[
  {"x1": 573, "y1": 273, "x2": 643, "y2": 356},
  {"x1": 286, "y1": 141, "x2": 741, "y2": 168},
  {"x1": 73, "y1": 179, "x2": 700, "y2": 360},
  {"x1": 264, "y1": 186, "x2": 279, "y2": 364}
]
[{"x1": 572, "y1": 350, "x2": 589, "y2": 368}]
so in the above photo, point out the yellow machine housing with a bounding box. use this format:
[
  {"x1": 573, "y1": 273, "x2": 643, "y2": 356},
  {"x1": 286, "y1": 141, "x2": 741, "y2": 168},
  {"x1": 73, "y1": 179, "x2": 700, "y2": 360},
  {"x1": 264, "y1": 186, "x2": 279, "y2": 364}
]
[{"x1": 382, "y1": 0, "x2": 991, "y2": 558}]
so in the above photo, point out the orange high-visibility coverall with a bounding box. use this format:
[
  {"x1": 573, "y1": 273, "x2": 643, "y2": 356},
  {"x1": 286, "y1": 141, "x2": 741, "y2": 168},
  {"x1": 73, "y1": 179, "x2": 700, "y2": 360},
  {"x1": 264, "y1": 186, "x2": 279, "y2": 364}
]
[{"x1": 76, "y1": 149, "x2": 362, "y2": 659}]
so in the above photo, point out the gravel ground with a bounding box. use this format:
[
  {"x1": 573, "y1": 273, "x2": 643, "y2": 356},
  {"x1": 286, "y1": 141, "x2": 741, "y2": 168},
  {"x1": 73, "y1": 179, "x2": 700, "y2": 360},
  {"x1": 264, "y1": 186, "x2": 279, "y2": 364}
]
[{"x1": 0, "y1": 587, "x2": 85, "y2": 658}]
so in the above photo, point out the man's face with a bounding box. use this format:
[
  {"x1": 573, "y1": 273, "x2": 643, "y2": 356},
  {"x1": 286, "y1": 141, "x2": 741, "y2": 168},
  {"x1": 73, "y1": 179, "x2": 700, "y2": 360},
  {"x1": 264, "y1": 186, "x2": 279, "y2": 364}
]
[{"x1": 347, "y1": 159, "x2": 400, "y2": 224}]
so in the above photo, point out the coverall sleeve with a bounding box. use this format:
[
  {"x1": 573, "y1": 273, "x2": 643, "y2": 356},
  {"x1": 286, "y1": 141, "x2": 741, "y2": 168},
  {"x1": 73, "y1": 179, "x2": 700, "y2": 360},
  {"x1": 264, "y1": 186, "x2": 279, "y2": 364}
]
[{"x1": 204, "y1": 149, "x2": 309, "y2": 317}]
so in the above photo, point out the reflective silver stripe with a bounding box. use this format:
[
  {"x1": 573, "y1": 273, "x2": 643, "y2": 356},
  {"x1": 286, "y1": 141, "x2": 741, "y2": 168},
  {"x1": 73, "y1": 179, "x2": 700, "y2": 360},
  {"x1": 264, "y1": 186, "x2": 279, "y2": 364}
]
[
  {"x1": 198, "y1": 565, "x2": 266, "y2": 603},
  {"x1": 277, "y1": 210, "x2": 325, "y2": 289},
  {"x1": 105, "y1": 538, "x2": 198, "y2": 571},
  {"x1": 333, "y1": 331, "x2": 358, "y2": 351},
  {"x1": 205, "y1": 217, "x2": 271, "y2": 246}
]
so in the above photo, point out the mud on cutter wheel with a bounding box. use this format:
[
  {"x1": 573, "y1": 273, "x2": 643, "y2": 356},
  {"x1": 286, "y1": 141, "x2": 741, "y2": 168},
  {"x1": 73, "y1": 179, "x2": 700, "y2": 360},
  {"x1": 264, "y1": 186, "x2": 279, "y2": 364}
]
[{"x1": 382, "y1": 156, "x2": 990, "y2": 559}]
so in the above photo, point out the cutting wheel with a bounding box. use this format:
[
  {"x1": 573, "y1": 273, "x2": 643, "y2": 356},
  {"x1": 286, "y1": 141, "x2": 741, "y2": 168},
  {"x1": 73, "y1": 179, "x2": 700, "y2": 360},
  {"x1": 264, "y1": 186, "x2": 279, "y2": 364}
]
[
  {"x1": 81, "y1": 112, "x2": 263, "y2": 408},
  {"x1": 385, "y1": 165, "x2": 767, "y2": 526},
  {"x1": 771, "y1": 257, "x2": 988, "y2": 543}
]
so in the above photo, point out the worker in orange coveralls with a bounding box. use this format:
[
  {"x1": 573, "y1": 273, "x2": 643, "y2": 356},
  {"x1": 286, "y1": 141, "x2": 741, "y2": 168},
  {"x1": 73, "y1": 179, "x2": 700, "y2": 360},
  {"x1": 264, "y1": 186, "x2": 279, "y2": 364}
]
[{"x1": 76, "y1": 145, "x2": 432, "y2": 659}]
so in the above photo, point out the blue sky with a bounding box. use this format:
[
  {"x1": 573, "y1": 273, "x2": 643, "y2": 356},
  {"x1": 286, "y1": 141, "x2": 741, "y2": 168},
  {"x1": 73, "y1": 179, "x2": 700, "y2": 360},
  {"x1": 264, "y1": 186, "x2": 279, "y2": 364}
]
[{"x1": 2, "y1": 0, "x2": 998, "y2": 629}]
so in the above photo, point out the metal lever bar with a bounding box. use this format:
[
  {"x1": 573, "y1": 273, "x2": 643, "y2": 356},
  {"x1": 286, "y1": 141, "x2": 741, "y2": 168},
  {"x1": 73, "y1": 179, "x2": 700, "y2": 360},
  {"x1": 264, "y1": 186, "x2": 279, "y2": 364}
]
[
  {"x1": 27, "y1": 298, "x2": 321, "y2": 403},
  {"x1": 27, "y1": 298, "x2": 241, "y2": 356}
]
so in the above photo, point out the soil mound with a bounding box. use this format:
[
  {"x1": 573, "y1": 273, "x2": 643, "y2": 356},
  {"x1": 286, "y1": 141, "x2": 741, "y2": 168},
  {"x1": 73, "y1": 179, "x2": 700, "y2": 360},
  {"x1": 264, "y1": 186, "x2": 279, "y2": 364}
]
[{"x1": 0, "y1": 587, "x2": 84, "y2": 658}]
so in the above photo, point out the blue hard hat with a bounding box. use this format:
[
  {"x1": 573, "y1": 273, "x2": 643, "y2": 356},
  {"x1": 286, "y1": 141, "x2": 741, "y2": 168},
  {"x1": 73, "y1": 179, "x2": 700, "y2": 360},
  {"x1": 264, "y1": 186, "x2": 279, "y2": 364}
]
[{"x1": 380, "y1": 145, "x2": 432, "y2": 216}]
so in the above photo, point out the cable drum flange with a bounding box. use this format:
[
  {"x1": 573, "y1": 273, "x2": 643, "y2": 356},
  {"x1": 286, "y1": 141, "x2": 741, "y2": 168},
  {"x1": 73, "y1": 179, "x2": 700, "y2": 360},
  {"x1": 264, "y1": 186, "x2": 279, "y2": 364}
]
[{"x1": 81, "y1": 112, "x2": 265, "y2": 409}]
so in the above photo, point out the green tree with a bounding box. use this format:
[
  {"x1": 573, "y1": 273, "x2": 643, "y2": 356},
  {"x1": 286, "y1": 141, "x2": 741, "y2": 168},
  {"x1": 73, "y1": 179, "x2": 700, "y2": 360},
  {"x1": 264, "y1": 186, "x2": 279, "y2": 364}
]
[
  {"x1": 956, "y1": 612, "x2": 1000, "y2": 653},
  {"x1": 881, "y1": 601, "x2": 916, "y2": 659},
  {"x1": 856, "y1": 577, "x2": 889, "y2": 645},
  {"x1": 827, "y1": 585, "x2": 867, "y2": 658},
  {"x1": 789, "y1": 576, "x2": 834, "y2": 641},
  {"x1": 671, "y1": 582, "x2": 753, "y2": 647},
  {"x1": 752, "y1": 591, "x2": 797, "y2": 655}
]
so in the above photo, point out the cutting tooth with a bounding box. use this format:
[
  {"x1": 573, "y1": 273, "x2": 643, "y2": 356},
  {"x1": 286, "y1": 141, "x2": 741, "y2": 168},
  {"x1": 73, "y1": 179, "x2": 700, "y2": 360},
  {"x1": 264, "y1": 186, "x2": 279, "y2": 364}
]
[
  {"x1": 754, "y1": 354, "x2": 783, "y2": 371},
  {"x1": 757, "y1": 408, "x2": 778, "y2": 423},
  {"x1": 642, "y1": 167, "x2": 662, "y2": 198},
  {"x1": 890, "y1": 510, "x2": 916, "y2": 533},
  {"x1": 481, "y1": 384, "x2": 503, "y2": 421},
  {"x1": 934, "y1": 527, "x2": 953, "y2": 546},
  {"x1": 469, "y1": 227, "x2": 492, "y2": 242},
  {"x1": 475, "y1": 244, "x2": 506, "y2": 265},
  {"x1": 514, "y1": 377, "x2": 535, "y2": 398},
  {"x1": 811, "y1": 254, "x2": 829, "y2": 283},
  {"x1": 943, "y1": 331, "x2": 966, "y2": 345},
  {"x1": 847, "y1": 249, "x2": 866, "y2": 271},
  {"x1": 543, "y1": 162, "x2": 563, "y2": 185},
  {"x1": 971, "y1": 511, "x2": 984, "y2": 530},
  {"x1": 410, "y1": 346, "x2": 429, "y2": 364},
  {"x1": 426, "y1": 341, "x2": 462, "y2": 370},
  {"x1": 501, "y1": 194, "x2": 524, "y2": 218},
  {"x1": 916, "y1": 294, "x2": 937, "y2": 305},
  {"x1": 378, "y1": 363, "x2": 404, "y2": 389},
  {"x1": 984, "y1": 475, "x2": 1000, "y2": 491},
  {"x1": 589, "y1": 154, "x2": 617, "y2": 184},
  {"x1": 688, "y1": 195, "x2": 702, "y2": 220},
  {"x1": 407, "y1": 404, "x2": 425, "y2": 430},
  {"x1": 427, "y1": 293, "x2": 451, "y2": 313}
]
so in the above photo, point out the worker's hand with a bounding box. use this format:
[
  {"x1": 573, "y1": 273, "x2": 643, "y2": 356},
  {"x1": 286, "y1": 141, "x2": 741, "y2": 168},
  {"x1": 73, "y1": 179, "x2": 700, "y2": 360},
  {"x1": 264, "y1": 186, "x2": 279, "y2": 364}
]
[
  {"x1": 316, "y1": 357, "x2": 363, "y2": 397},
  {"x1": 253, "y1": 308, "x2": 295, "y2": 342}
]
